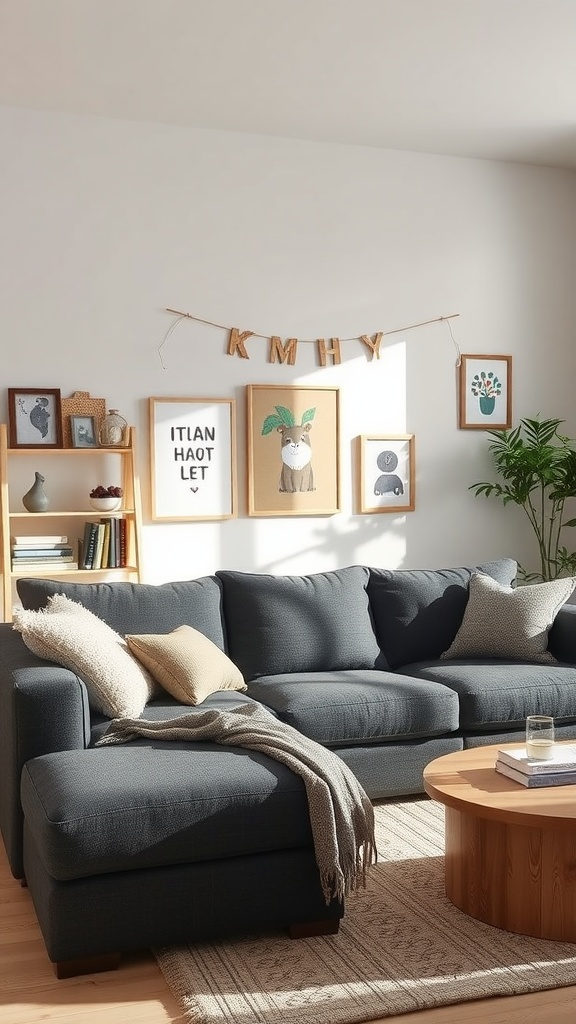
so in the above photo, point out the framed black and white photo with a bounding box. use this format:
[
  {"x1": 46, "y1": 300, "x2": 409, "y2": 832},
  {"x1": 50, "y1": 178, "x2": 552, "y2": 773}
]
[
  {"x1": 70, "y1": 414, "x2": 98, "y2": 448},
  {"x1": 358, "y1": 434, "x2": 415, "y2": 513},
  {"x1": 8, "y1": 388, "x2": 63, "y2": 449},
  {"x1": 149, "y1": 397, "x2": 237, "y2": 521}
]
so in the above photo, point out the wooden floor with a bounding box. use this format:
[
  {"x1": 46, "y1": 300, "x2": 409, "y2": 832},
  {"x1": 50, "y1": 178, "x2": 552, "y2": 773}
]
[{"x1": 1, "y1": 840, "x2": 575, "y2": 1023}]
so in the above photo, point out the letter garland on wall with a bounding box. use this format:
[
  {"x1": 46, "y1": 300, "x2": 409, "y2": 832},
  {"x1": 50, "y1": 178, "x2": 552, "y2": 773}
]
[{"x1": 159, "y1": 307, "x2": 460, "y2": 370}]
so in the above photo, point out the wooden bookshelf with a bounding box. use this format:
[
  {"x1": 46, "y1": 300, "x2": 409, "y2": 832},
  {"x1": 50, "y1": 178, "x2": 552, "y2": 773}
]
[{"x1": 0, "y1": 423, "x2": 143, "y2": 621}]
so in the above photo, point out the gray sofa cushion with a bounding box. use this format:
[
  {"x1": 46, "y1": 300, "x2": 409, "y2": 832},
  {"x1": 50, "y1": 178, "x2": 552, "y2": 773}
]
[
  {"x1": 367, "y1": 558, "x2": 517, "y2": 669},
  {"x1": 21, "y1": 739, "x2": 314, "y2": 881},
  {"x1": 16, "y1": 576, "x2": 226, "y2": 649},
  {"x1": 399, "y1": 658, "x2": 576, "y2": 730},
  {"x1": 246, "y1": 670, "x2": 459, "y2": 745},
  {"x1": 217, "y1": 566, "x2": 381, "y2": 680}
]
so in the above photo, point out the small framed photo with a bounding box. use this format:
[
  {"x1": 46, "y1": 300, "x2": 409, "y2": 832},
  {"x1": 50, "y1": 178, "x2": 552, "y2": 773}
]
[
  {"x1": 358, "y1": 434, "x2": 415, "y2": 513},
  {"x1": 8, "y1": 388, "x2": 63, "y2": 449},
  {"x1": 70, "y1": 414, "x2": 98, "y2": 448},
  {"x1": 458, "y1": 354, "x2": 512, "y2": 429}
]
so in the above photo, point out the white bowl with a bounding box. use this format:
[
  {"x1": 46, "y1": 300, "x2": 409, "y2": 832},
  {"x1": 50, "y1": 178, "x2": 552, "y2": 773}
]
[{"x1": 89, "y1": 496, "x2": 122, "y2": 512}]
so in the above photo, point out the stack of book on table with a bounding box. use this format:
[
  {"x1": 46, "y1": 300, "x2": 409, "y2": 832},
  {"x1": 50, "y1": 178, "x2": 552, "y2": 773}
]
[
  {"x1": 10, "y1": 535, "x2": 78, "y2": 571},
  {"x1": 495, "y1": 744, "x2": 576, "y2": 787}
]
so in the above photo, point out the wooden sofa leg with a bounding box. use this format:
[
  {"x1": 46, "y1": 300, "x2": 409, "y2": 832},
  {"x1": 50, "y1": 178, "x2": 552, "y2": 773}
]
[
  {"x1": 54, "y1": 952, "x2": 121, "y2": 979},
  {"x1": 288, "y1": 918, "x2": 340, "y2": 939}
]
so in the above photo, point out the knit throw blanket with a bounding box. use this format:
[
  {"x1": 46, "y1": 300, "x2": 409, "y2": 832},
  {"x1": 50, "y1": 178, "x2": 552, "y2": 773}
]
[{"x1": 96, "y1": 702, "x2": 377, "y2": 904}]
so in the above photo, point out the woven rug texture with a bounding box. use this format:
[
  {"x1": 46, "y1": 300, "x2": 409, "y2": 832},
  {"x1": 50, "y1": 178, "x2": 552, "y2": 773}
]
[{"x1": 155, "y1": 798, "x2": 576, "y2": 1024}]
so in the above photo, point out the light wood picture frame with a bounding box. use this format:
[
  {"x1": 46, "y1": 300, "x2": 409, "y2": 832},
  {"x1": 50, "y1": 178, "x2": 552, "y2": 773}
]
[
  {"x1": 247, "y1": 384, "x2": 340, "y2": 517},
  {"x1": 149, "y1": 397, "x2": 237, "y2": 521},
  {"x1": 359, "y1": 434, "x2": 415, "y2": 513},
  {"x1": 458, "y1": 354, "x2": 512, "y2": 429},
  {"x1": 8, "y1": 388, "x2": 63, "y2": 449}
]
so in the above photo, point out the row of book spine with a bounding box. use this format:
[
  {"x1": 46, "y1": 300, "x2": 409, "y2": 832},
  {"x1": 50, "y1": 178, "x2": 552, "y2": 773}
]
[{"x1": 80, "y1": 517, "x2": 127, "y2": 570}]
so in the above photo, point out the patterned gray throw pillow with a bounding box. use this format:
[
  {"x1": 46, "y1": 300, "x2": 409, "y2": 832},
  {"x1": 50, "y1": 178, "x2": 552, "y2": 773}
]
[{"x1": 441, "y1": 572, "x2": 576, "y2": 663}]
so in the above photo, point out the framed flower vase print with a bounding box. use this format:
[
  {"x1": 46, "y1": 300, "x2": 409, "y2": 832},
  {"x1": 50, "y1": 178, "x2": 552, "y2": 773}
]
[
  {"x1": 458, "y1": 354, "x2": 512, "y2": 429},
  {"x1": 8, "y1": 388, "x2": 63, "y2": 448},
  {"x1": 359, "y1": 434, "x2": 415, "y2": 514},
  {"x1": 149, "y1": 397, "x2": 237, "y2": 521},
  {"x1": 246, "y1": 384, "x2": 340, "y2": 517}
]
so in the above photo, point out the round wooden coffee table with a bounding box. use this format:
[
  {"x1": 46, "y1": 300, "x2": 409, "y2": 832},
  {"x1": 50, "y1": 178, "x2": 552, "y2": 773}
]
[{"x1": 423, "y1": 743, "x2": 576, "y2": 942}]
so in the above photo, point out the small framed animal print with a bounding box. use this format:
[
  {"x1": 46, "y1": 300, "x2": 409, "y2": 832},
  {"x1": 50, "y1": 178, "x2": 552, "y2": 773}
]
[
  {"x1": 358, "y1": 434, "x2": 415, "y2": 514},
  {"x1": 8, "y1": 388, "x2": 63, "y2": 449},
  {"x1": 246, "y1": 384, "x2": 341, "y2": 517}
]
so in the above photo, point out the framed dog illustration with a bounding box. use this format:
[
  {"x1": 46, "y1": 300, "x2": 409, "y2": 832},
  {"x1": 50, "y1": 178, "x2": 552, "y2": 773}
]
[{"x1": 246, "y1": 384, "x2": 340, "y2": 517}]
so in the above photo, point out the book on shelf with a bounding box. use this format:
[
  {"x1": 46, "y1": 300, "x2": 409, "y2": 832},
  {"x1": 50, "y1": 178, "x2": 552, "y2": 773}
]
[
  {"x1": 100, "y1": 518, "x2": 111, "y2": 569},
  {"x1": 497, "y1": 744, "x2": 576, "y2": 775},
  {"x1": 119, "y1": 517, "x2": 127, "y2": 567},
  {"x1": 12, "y1": 560, "x2": 79, "y2": 571},
  {"x1": 11, "y1": 554, "x2": 75, "y2": 564},
  {"x1": 108, "y1": 516, "x2": 117, "y2": 567},
  {"x1": 10, "y1": 534, "x2": 68, "y2": 546},
  {"x1": 92, "y1": 523, "x2": 105, "y2": 570},
  {"x1": 11, "y1": 547, "x2": 74, "y2": 558},
  {"x1": 81, "y1": 522, "x2": 99, "y2": 570},
  {"x1": 495, "y1": 758, "x2": 576, "y2": 787}
]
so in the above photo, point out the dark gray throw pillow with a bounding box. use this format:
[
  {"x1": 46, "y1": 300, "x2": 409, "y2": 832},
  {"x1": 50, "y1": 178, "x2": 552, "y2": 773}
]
[
  {"x1": 367, "y1": 557, "x2": 517, "y2": 669},
  {"x1": 216, "y1": 566, "x2": 381, "y2": 680},
  {"x1": 16, "y1": 576, "x2": 226, "y2": 649}
]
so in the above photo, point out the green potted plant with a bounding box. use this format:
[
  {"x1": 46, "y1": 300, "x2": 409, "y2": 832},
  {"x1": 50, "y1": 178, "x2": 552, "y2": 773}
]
[{"x1": 469, "y1": 416, "x2": 576, "y2": 581}]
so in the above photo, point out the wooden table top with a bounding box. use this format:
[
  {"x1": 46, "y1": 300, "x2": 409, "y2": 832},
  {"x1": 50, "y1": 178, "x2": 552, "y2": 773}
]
[{"x1": 423, "y1": 742, "x2": 576, "y2": 829}]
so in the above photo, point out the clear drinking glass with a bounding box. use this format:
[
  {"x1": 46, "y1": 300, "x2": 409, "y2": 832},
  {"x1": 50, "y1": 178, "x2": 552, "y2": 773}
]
[{"x1": 526, "y1": 715, "x2": 555, "y2": 760}]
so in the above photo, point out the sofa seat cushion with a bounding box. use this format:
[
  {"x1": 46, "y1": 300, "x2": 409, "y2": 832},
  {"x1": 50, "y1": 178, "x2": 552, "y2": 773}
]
[
  {"x1": 399, "y1": 659, "x2": 576, "y2": 731},
  {"x1": 21, "y1": 740, "x2": 314, "y2": 882},
  {"x1": 216, "y1": 566, "x2": 381, "y2": 680},
  {"x1": 246, "y1": 671, "x2": 459, "y2": 745}
]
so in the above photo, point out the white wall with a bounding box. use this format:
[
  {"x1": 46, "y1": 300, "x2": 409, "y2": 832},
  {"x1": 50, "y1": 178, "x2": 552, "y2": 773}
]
[{"x1": 2, "y1": 106, "x2": 576, "y2": 582}]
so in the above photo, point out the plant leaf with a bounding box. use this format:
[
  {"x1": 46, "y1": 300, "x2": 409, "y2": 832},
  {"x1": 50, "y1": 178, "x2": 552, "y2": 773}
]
[
  {"x1": 275, "y1": 406, "x2": 295, "y2": 427},
  {"x1": 261, "y1": 414, "x2": 283, "y2": 435}
]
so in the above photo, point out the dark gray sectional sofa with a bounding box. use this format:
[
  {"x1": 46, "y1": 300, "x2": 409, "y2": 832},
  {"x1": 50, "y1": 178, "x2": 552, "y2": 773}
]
[{"x1": 2, "y1": 556, "x2": 576, "y2": 976}]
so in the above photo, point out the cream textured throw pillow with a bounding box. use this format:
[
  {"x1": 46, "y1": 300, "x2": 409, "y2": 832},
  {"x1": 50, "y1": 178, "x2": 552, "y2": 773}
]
[
  {"x1": 125, "y1": 624, "x2": 247, "y2": 704},
  {"x1": 441, "y1": 572, "x2": 575, "y2": 663},
  {"x1": 13, "y1": 593, "x2": 156, "y2": 717}
]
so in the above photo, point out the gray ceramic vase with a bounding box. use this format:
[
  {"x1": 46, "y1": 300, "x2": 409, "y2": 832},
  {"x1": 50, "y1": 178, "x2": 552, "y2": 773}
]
[{"x1": 22, "y1": 471, "x2": 49, "y2": 512}]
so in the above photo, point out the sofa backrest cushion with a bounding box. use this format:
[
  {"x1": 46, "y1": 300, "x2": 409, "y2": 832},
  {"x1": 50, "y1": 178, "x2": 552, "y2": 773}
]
[
  {"x1": 16, "y1": 576, "x2": 226, "y2": 649},
  {"x1": 216, "y1": 565, "x2": 381, "y2": 680},
  {"x1": 367, "y1": 557, "x2": 518, "y2": 669}
]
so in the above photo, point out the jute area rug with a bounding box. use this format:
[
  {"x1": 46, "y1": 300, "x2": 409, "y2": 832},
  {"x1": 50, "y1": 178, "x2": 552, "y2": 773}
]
[{"x1": 155, "y1": 798, "x2": 576, "y2": 1024}]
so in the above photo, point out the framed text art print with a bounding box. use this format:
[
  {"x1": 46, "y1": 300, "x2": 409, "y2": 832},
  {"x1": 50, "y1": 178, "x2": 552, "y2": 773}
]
[
  {"x1": 8, "y1": 388, "x2": 63, "y2": 449},
  {"x1": 359, "y1": 434, "x2": 415, "y2": 514},
  {"x1": 458, "y1": 354, "x2": 512, "y2": 430},
  {"x1": 246, "y1": 384, "x2": 340, "y2": 517},
  {"x1": 149, "y1": 397, "x2": 237, "y2": 521}
]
